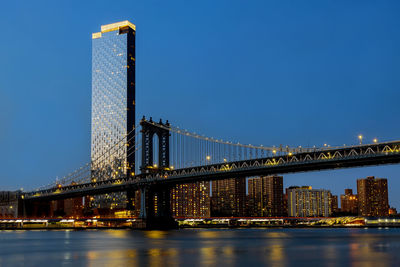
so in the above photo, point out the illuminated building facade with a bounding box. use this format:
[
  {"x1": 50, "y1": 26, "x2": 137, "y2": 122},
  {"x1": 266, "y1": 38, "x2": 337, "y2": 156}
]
[
  {"x1": 389, "y1": 207, "x2": 397, "y2": 216},
  {"x1": 340, "y1": 189, "x2": 358, "y2": 215},
  {"x1": 287, "y1": 186, "x2": 332, "y2": 217},
  {"x1": 248, "y1": 178, "x2": 261, "y2": 216},
  {"x1": 91, "y1": 21, "x2": 136, "y2": 179},
  {"x1": 171, "y1": 182, "x2": 210, "y2": 218},
  {"x1": 330, "y1": 194, "x2": 339, "y2": 214},
  {"x1": 247, "y1": 176, "x2": 284, "y2": 217},
  {"x1": 211, "y1": 178, "x2": 246, "y2": 217},
  {"x1": 357, "y1": 176, "x2": 389, "y2": 217},
  {"x1": 127, "y1": 190, "x2": 141, "y2": 217},
  {"x1": 64, "y1": 198, "x2": 84, "y2": 217},
  {"x1": 282, "y1": 193, "x2": 288, "y2": 217},
  {"x1": 0, "y1": 191, "x2": 19, "y2": 218}
]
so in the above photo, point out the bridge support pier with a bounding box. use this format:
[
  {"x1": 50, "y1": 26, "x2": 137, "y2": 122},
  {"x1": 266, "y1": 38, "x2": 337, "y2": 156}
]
[{"x1": 131, "y1": 186, "x2": 177, "y2": 229}]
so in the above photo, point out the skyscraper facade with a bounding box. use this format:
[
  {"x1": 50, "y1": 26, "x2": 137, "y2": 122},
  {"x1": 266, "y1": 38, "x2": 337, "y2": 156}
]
[
  {"x1": 247, "y1": 176, "x2": 284, "y2": 217},
  {"x1": 91, "y1": 21, "x2": 136, "y2": 180},
  {"x1": 248, "y1": 177, "x2": 262, "y2": 216},
  {"x1": 287, "y1": 186, "x2": 332, "y2": 217},
  {"x1": 357, "y1": 176, "x2": 389, "y2": 217},
  {"x1": 171, "y1": 182, "x2": 210, "y2": 218},
  {"x1": 211, "y1": 178, "x2": 246, "y2": 217}
]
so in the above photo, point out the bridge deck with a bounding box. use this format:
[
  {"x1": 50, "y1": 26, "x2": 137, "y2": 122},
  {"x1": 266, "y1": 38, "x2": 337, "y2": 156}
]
[{"x1": 24, "y1": 141, "x2": 400, "y2": 201}]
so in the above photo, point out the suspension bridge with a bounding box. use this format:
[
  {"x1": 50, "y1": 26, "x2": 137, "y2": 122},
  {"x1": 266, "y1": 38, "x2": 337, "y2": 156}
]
[{"x1": 15, "y1": 116, "x2": 400, "y2": 228}]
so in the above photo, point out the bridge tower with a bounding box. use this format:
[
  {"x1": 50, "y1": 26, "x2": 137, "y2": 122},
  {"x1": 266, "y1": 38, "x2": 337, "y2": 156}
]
[
  {"x1": 127, "y1": 117, "x2": 176, "y2": 228},
  {"x1": 140, "y1": 116, "x2": 171, "y2": 173}
]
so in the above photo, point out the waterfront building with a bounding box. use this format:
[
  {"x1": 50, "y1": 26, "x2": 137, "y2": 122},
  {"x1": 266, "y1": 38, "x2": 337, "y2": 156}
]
[
  {"x1": 330, "y1": 194, "x2": 339, "y2": 215},
  {"x1": 211, "y1": 178, "x2": 246, "y2": 217},
  {"x1": 91, "y1": 21, "x2": 136, "y2": 179},
  {"x1": 340, "y1": 189, "x2": 358, "y2": 215},
  {"x1": 357, "y1": 176, "x2": 389, "y2": 217},
  {"x1": 0, "y1": 191, "x2": 20, "y2": 218},
  {"x1": 248, "y1": 178, "x2": 261, "y2": 216},
  {"x1": 282, "y1": 193, "x2": 288, "y2": 217},
  {"x1": 51, "y1": 200, "x2": 65, "y2": 217},
  {"x1": 287, "y1": 186, "x2": 332, "y2": 217},
  {"x1": 64, "y1": 197, "x2": 84, "y2": 217},
  {"x1": 171, "y1": 182, "x2": 210, "y2": 218},
  {"x1": 389, "y1": 207, "x2": 397, "y2": 216},
  {"x1": 247, "y1": 176, "x2": 284, "y2": 217},
  {"x1": 127, "y1": 190, "x2": 141, "y2": 217}
]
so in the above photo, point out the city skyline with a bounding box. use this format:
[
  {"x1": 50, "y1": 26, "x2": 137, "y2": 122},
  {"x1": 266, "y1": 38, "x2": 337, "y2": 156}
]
[
  {"x1": 2, "y1": 2, "x2": 400, "y2": 266},
  {"x1": 1, "y1": 1, "x2": 400, "y2": 209}
]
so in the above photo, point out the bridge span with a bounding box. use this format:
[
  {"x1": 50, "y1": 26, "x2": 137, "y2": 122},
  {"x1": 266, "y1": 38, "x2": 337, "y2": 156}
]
[
  {"x1": 24, "y1": 140, "x2": 400, "y2": 201},
  {"x1": 17, "y1": 118, "x2": 400, "y2": 228}
]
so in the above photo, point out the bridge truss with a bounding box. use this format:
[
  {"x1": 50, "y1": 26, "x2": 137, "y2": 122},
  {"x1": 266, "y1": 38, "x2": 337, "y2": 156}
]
[{"x1": 24, "y1": 136, "x2": 400, "y2": 200}]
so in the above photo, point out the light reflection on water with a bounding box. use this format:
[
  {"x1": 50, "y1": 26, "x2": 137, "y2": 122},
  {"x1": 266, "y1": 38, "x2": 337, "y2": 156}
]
[{"x1": 0, "y1": 228, "x2": 400, "y2": 266}]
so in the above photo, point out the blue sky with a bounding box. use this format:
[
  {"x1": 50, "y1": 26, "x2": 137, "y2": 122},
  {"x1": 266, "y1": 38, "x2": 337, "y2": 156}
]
[{"x1": 1, "y1": 1, "x2": 400, "y2": 207}]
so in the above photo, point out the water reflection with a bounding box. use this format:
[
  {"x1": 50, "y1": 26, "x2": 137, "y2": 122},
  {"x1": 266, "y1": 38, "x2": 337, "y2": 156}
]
[
  {"x1": 148, "y1": 248, "x2": 162, "y2": 267},
  {"x1": 105, "y1": 229, "x2": 129, "y2": 238},
  {"x1": 348, "y1": 232, "x2": 393, "y2": 267},
  {"x1": 86, "y1": 249, "x2": 138, "y2": 267},
  {"x1": 200, "y1": 247, "x2": 217, "y2": 266},
  {"x1": 198, "y1": 230, "x2": 221, "y2": 239},
  {"x1": 0, "y1": 229, "x2": 399, "y2": 266},
  {"x1": 265, "y1": 232, "x2": 288, "y2": 238},
  {"x1": 323, "y1": 246, "x2": 337, "y2": 267},
  {"x1": 144, "y1": 230, "x2": 167, "y2": 239},
  {"x1": 265, "y1": 231, "x2": 287, "y2": 267}
]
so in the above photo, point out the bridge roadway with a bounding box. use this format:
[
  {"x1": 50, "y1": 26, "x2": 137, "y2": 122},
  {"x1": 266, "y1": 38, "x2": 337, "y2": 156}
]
[{"x1": 24, "y1": 141, "x2": 400, "y2": 201}]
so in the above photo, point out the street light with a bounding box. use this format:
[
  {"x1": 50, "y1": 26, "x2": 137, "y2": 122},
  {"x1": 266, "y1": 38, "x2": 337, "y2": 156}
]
[
  {"x1": 358, "y1": 134, "x2": 363, "y2": 145},
  {"x1": 373, "y1": 138, "x2": 378, "y2": 144},
  {"x1": 206, "y1": 155, "x2": 211, "y2": 165}
]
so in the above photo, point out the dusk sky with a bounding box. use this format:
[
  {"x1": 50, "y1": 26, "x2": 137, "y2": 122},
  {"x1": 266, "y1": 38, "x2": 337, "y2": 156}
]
[{"x1": 1, "y1": 1, "x2": 400, "y2": 207}]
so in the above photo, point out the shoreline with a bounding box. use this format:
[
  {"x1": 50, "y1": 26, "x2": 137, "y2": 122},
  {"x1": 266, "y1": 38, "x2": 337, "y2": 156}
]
[{"x1": 1, "y1": 225, "x2": 400, "y2": 230}]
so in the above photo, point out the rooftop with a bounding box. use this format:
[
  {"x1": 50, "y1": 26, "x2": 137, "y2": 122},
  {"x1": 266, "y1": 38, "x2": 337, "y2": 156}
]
[{"x1": 100, "y1": 20, "x2": 136, "y2": 32}]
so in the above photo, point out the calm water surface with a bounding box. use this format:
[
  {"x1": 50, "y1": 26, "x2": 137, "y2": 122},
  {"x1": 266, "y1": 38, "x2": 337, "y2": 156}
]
[{"x1": 0, "y1": 228, "x2": 400, "y2": 266}]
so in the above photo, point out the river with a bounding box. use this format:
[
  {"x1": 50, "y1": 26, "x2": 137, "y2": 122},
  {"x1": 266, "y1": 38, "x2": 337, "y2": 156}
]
[{"x1": 1, "y1": 228, "x2": 400, "y2": 266}]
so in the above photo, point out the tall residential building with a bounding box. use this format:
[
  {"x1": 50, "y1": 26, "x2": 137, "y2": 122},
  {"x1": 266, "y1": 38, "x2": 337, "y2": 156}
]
[
  {"x1": 282, "y1": 193, "x2": 288, "y2": 217},
  {"x1": 247, "y1": 176, "x2": 284, "y2": 217},
  {"x1": 91, "y1": 21, "x2": 136, "y2": 180},
  {"x1": 171, "y1": 182, "x2": 210, "y2": 218},
  {"x1": 287, "y1": 186, "x2": 332, "y2": 217},
  {"x1": 330, "y1": 194, "x2": 339, "y2": 215},
  {"x1": 340, "y1": 189, "x2": 358, "y2": 215},
  {"x1": 357, "y1": 176, "x2": 389, "y2": 217},
  {"x1": 211, "y1": 178, "x2": 246, "y2": 217},
  {"x1": 248, "y1": 178, "x2": 262, "y2": 216}
]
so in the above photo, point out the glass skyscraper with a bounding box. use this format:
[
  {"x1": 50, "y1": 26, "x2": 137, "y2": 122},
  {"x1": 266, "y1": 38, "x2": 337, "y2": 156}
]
[{"x1": 91, "y1": 21, "x2": 136, "y2": 180}]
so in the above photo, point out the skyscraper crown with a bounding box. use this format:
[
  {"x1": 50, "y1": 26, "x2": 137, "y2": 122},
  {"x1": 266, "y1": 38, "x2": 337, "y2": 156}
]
[{"x1": 92, "y1": 20, "x2": 135, "y2": 39}]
